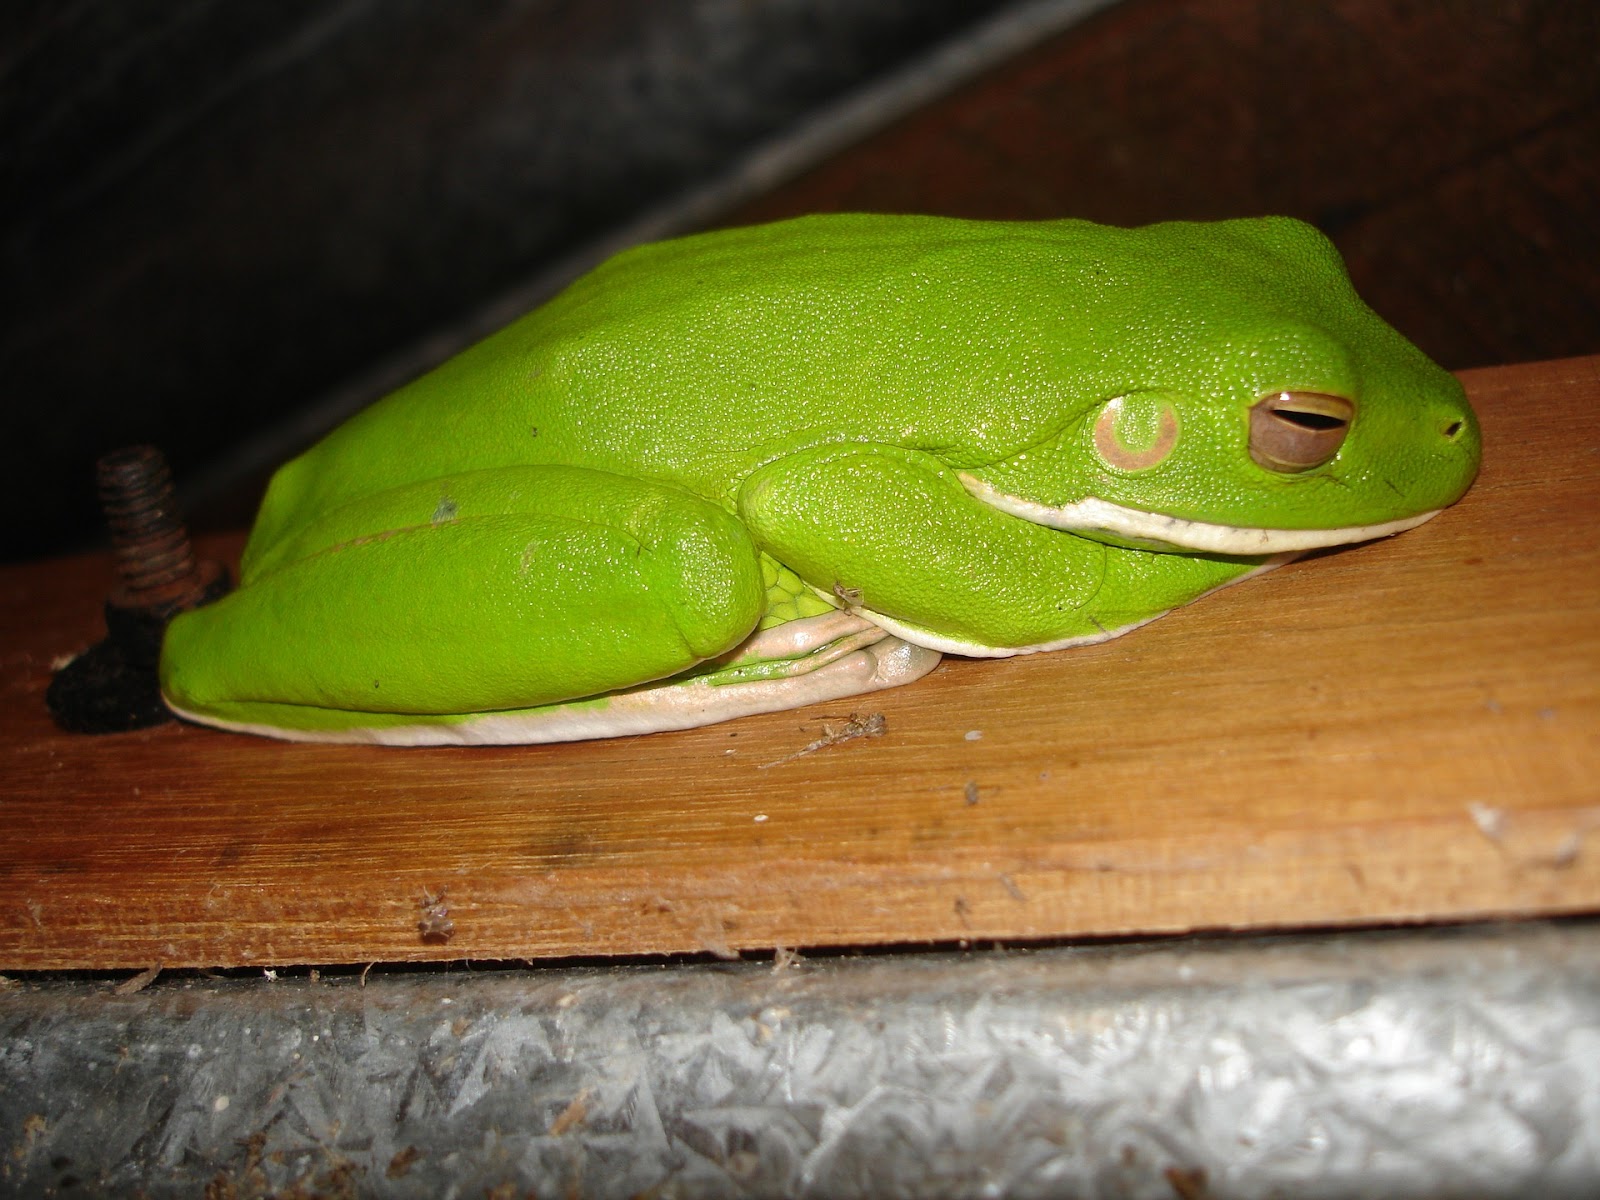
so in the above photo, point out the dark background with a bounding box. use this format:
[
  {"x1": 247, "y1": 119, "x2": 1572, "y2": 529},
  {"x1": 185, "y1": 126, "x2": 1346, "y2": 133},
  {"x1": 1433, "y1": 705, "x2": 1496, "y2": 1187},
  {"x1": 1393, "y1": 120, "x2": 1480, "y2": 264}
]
[{"x1": 4, "y1": 0, "x2": 1597, "y2": 563}]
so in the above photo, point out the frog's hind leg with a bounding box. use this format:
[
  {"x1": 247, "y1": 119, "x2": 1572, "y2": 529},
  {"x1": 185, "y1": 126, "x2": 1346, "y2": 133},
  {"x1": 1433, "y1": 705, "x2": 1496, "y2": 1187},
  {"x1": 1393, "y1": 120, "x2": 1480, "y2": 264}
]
[
  {"x1": 161, "y1": 466, "x2": 938, "y2": 745},
  {"x1": 162, "y1": 466, "x2": 769, "y2": 741}
]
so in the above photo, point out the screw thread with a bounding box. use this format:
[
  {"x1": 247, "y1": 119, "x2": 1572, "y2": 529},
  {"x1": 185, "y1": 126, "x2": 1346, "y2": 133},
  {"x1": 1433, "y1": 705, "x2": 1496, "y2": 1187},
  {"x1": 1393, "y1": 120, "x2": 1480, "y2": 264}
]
[{"x1": 96, "y1": 445, "x2": 197, "y2": 600}]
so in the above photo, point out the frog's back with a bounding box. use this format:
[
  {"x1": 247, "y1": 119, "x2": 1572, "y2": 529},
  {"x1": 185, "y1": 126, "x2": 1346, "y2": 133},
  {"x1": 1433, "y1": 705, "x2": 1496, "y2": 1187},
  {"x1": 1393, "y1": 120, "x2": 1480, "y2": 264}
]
[
  {"x1": 247, "y1": 215, "x2": 1037, "y2": 558},
  {"x1": 244, "y1": 213, "x2": 1359, "y2": 571}
]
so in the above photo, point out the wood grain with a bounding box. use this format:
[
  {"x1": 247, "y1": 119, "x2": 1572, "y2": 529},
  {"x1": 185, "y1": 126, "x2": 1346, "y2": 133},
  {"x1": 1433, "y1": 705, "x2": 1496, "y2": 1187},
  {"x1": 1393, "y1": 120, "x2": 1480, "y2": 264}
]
[{"x1": 4, "y1": 357, "x2": 1598, "y2": 970}]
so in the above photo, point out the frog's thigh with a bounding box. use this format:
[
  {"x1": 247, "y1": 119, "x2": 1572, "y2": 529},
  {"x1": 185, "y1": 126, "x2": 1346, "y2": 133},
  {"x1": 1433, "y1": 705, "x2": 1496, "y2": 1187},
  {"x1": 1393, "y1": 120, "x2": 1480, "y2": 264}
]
[{"x1": 161, "y1": 468, "x2": 765, "y2": 727}]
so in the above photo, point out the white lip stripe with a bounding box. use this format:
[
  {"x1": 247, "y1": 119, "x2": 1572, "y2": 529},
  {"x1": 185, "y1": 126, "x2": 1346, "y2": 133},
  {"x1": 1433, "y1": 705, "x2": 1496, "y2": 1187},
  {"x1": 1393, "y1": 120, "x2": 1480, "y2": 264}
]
[{"x1": 958, "y1": 473, "x2": 1442, "y2": 554}]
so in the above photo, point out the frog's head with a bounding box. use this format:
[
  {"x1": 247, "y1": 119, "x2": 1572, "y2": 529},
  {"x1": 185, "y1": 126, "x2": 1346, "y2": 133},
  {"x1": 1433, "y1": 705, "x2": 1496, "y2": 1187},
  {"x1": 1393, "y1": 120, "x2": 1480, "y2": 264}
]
[{"x1": 957, "y1": 217, "x2": 1480, "y2": 554}]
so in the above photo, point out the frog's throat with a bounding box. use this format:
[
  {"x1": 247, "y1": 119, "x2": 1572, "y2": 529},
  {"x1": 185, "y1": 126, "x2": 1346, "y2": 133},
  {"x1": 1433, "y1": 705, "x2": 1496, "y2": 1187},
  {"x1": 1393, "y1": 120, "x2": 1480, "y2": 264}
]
[{"x1": 957, "y1": 473, "x2": 1442, "y2": 554}]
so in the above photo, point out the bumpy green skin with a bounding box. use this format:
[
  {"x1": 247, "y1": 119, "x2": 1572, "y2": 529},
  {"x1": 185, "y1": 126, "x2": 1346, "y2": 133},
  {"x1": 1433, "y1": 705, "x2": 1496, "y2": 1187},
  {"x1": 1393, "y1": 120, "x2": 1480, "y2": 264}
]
[{"x1": 160, "y1": 214, "x2": 1480, "y2": 737}]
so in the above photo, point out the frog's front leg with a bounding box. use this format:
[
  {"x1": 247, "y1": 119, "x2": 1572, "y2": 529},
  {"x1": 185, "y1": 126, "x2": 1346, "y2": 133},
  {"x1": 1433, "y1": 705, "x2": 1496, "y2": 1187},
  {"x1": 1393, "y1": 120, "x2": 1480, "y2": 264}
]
[{"x1": 738, "y1": 444, "x2": 1275, "y2": 655}]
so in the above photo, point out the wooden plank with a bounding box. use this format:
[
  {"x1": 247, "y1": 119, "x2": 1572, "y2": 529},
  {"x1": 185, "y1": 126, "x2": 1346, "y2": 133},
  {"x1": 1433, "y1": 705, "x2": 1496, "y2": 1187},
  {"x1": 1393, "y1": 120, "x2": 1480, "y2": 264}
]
[{"x1": 4, "y1": 357, "x2": 1598, "y2": 970}]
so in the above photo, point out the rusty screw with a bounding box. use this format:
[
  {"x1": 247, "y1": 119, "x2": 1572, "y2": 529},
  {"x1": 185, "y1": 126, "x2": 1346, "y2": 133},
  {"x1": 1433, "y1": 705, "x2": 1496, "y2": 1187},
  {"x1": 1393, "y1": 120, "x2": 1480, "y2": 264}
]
[
  {"x1": 47, "y1": 445, "x2": 229, "y2": 733},
  {"x1": 98, "y1": 446, "x2": 211, "y2": 615}
]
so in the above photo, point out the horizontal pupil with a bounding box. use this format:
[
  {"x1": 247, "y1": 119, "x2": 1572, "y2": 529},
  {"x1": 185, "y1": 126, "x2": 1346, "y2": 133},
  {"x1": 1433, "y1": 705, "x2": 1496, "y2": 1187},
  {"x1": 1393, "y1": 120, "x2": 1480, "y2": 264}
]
[{"x1": 1273, "y1": 409, "x2": 1348, "y2": 432}]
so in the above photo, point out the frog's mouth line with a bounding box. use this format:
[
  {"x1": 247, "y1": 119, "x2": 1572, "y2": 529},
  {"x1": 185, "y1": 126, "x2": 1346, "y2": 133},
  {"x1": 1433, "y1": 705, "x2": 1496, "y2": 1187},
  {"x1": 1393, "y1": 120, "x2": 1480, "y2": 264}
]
[{"x1": 957, "y1": 474, "x2": 1442, "y2": 554}]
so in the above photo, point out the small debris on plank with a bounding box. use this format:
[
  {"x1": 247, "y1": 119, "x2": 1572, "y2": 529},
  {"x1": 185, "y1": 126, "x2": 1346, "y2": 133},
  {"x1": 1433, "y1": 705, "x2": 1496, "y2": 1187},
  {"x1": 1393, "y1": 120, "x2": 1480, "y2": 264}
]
[
  {"x1": 1545, "y1": 831, "x2": 1583, "y2": 868},
  {"x1": 1467, "y1": 801, "x2": 1506, "y2": 842},
  {"x1": 759, "y1": 711, "x2": 886, "y2": 768},
  {"x1": 417, "y1": 888, "x2": 455, "y2": 943},
  {"x1": 697, "y1": 914, "x2": 739, "y2": 961}
]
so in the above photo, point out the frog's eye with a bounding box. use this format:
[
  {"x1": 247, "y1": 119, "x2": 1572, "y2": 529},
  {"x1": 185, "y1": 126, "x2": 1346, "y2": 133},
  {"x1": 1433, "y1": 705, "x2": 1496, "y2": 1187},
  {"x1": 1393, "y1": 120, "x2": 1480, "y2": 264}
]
[{"x1": 1249, "y1": 392, "x2": 1354, "y2": 472}]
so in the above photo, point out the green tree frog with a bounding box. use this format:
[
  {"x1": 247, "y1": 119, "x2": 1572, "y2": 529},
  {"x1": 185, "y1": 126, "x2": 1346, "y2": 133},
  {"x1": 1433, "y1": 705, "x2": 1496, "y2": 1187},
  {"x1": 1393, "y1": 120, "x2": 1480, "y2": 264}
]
[{"x1": 159, "y1": 214, "x2": 1480, "y2": 745}]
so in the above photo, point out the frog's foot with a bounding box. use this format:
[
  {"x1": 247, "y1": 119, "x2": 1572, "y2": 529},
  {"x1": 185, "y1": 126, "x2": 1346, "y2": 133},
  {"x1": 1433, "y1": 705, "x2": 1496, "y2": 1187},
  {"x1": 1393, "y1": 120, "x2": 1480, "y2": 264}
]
[{"x1": 170, "y1": 611, "x2": 940, "y2": 746}]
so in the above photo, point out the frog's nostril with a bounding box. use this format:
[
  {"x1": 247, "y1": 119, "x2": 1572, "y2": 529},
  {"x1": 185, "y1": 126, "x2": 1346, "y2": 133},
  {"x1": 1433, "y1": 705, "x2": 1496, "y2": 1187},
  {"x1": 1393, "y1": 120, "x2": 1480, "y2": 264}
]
[{"x1": 1443, "y1": 419, "x2": 1464, "y2": 440}]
